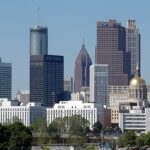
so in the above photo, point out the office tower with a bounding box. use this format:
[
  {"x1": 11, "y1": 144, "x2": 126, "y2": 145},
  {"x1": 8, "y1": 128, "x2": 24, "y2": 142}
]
[
  {"x1": 0, "y1": 58, "x2": 12, "y2": 99},
  {"x1": 74, "y1": 41, "x2": 92, "y2": 92},
  {"x1": 95, "y1": 20, "x2": 131, "y2": 85},
  {"x1": 90, "y1": 64, "x2": 110, "y2": 127},
  {"x1": 30, "y1": 25, "x2": 64, "y2": 106},
  {"x1": 30, "y1": 55, "x2": 64, "y2": 107},
  {"x1": 30, "y1": 26, "x2": 48, "y2": 55},
  {"x1": 126, "y1": 19, "x2": 140, "y2": 77},
  {"x1": 64, "y1": 76, "x2": 73, "y2": 93}
]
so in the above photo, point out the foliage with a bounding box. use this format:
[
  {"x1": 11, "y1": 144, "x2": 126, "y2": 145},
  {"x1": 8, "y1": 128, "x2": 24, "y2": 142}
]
[
  {"x1": 68, "y1": 115, "x2": 89, "y2": 136},
  {"x1": 0, "y1": 122, "x2": 32, "y2": 150},
  {"x1": 92, "y1": 121, "x2": 102, "y2": 135},
  {"x1": 86, "y1": 145, "x2": 95, "y2": 150},
  {"x1": 30, "y1": 117, "x2": 47, "y2": 133},
  {"x1": 144, "y1": 132, "x2": 150, "y2": 145},
  {"x1": 117, "y1": 135, "x2": 126, "y2": 148},
  {"x1": 136, "y1": 134, "x2": 145, "y2": 147},
  {"x1": 123, "y1": 130, "x2": 136, "y2": 146}
]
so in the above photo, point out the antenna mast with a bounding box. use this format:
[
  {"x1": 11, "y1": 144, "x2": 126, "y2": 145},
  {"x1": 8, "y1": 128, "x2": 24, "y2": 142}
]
[{"x1": 38, "y1": 7, "x2": 40, "y2": 26}]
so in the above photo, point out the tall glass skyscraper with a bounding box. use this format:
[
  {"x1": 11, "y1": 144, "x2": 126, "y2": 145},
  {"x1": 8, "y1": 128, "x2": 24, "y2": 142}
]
[
  {"x1": 30, "y1": 25, "x2": 64, "y2": 106},
  {"x1": 126, "y1": 19, "x2": 140, "y2": 77},
  {"x1": 90, "y1": 64, "x2": 109, "y2": 127},
  {"x1": 95, "y1": 20, "x2": 131, "y2": 86},
  {"x1": 74, "y1": 41, "x2": 92, "y2": 92},
  {"x1": 0, "y1": 58, "x2": 12, "y2": 99}
]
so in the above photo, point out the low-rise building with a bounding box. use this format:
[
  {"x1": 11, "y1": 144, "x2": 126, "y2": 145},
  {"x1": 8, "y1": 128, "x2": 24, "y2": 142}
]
[
  {"x1": 119, "y1": 107, "x2": 150, "y2": 132},
  {"x1": 0, "y1": 99, "x2": 46, "y2": 126},
  {"x1": 47, "y1": 100, "x2": 97, "y2": 129}
]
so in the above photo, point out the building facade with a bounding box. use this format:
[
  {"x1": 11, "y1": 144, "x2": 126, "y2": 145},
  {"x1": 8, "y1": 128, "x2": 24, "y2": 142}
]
[
  {"x1": 30, "y1": 55, "x2": 64, "y2": 106},
  {"x1": 47, "y1": 101, "x2": 97, "y2": 129},
  {"x1": 0, "y1": 99, "x2": 46, "y2": 126},
  {"x1": 74, "y1": 41, "x2": 92, "y2": 92},
  {"x1": 90, "y1": 64, "x2": 109, "y2": 127},
  {"x1": 95, "y1": 20, "x2": 131, "y2": 85},
  {"x1": 16, "y1": 90, "x2": 30, "y2": 105},
  {"x1": 126, "y1": 19, "x2": 140, "y2": 77},
  {"x1": 0, "y1": 58, "x2": 12, "y2": 100},
  {"x1": 30, "y1": 26, "x2": 48, "y2": 56}
]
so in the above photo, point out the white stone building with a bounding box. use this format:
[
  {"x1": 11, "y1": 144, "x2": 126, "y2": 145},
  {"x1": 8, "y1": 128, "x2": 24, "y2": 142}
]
[
  {"x1": 0, "y1": 99, "x2": 46, "y2": 126},
  {"x1": 47, "y1": 101, "x2": 97, "y2": 129},
  {"x1": 119, "y1": 107, "x2": 150, "y2": 132}
]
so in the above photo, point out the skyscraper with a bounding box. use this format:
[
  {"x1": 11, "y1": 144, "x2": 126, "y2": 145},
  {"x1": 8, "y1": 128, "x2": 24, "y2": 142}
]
[
  {"x1": 0, "y1": 58, "x2": 12, "y2": 99},
  {"x1": 30, "y1": 26, "x2": 64, "y2": 106},
  {"x1": 30, "y1": 26, "x2": 48, "y2": 56},
  {"x1": 90, "y1": 64, "x2": 109, "y2": 127},
  {"x1": 95, "y1": 20, "x2": 131, "y2": 85},
  {"x1": 126, "y1": 19, "x2": 140, "y2": 77},
  {"x1": 74, "y1": 41, "x2": 92, "y2": 92}
]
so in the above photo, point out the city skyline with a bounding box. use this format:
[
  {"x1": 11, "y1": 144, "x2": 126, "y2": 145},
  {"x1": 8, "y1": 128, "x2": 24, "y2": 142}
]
[{"x1": 0, "y1": 1, "x2": 150, "y2": 97}]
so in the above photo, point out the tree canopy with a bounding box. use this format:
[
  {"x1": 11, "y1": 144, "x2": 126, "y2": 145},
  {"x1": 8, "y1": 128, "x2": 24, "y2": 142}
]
[{"x1": 0, "y1": 122, "x2": 32, "y2": 150}]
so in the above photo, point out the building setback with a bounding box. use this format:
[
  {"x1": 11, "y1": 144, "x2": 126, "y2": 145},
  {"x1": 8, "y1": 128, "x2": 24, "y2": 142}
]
[
  {"x1": 0, "y1": 58, "x2": 12, "y2": 100},
  {"x1": 95, "y1": 19, "x2": 131, "y2": 86},
  {"x1": 74, "y1": 41, "x2": 92, "y2": 92},
  {"x1": 30, "y1": 25, "x2": 64, "y2": 106}
]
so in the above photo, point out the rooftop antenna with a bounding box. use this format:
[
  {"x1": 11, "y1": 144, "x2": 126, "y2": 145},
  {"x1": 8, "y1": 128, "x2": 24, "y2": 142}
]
[{"x1": 38, "y1": 7, "x2": 40, "y2": 26}]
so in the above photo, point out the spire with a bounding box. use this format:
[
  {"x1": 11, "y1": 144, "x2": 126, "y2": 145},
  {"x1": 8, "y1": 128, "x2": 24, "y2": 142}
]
[
  {"x1": 81, "y1": 37, "x2": 85, "y2": 49},
  {"x1": 38, "y1": 7, "x2": 40, "y2": 26},
  {"x1": 135, "y1": 62, "x2": 140, "y2": 77}
]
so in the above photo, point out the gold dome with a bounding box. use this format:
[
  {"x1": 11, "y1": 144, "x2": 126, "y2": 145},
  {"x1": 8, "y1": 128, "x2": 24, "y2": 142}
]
[{"x1": 129, "y1": 76, "x2": 146, "y2": 87}]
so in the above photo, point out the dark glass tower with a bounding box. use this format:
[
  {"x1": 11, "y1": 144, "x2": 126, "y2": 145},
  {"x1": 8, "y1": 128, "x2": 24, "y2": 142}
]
[
  {"x1": 74, "y1": 41, "x2": 92, "y2": 92},
  {"x1": 30, "y1": 26, "x2": 64, "y2": 106},
  {"x1": 95, "y1": 20, "x2": 131, "y2": 85},
  {"x1": 0, "y1": 58, "x2": 12, "y2": 99}
]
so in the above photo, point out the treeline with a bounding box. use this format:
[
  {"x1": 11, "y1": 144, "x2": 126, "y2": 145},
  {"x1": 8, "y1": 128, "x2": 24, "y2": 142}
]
[
  {"x1": 118, "y1": 130, "x2": 150, "y2": 148},
  {"x1": 0, "y1": 115, "x2": 103, "y2": 149}
]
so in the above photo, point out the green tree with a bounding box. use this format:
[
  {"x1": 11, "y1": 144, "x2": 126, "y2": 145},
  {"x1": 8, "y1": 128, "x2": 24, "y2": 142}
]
[
  {"x1": 124, "y1": 130, "x2": 136, "y2": 146},
  {"x1": 136, "y1": 134, "x2": 145, "y2": 147},
  {"x1": 92, "y1": 121, "x2": 102, "y2": 135},
  {"x1": 117, "y1": 135, "x2": 126, "y2": 148},
  {"x1": 9, "y1": 122, "x2": 32, "y2": 150},
  {"x1": 68, "y1": 115, "x2": 89, "y2": 136},
  {"x1": 0, "y1": 124, "x2": 10, "y2": 150},
  {"x1": 86, "y1": 145, "x2": 95, "y2": 150},
  {"x1": 30, "y1": 117, "x2": 47, "y2": 133},
  {"x1": 144, "y1": 132, "x2": 150, "y2": 146}
]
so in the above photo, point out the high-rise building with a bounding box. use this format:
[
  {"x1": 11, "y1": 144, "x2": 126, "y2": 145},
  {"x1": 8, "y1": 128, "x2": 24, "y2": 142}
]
[
  {"x1": 95, "y1": 19, "x2": 131, "y2": 85},
  {"x1": 0, "y1": 58, "x2": 12, "y2": 99},
  {"x1": 74, "y1": 41, "x2": 92, "y2": 92},
  {"x1": 90, "y1": 64, "x2": 110, "y2": 127},
  {"x1": 30, "y1": 26, "x2": 48, "y2": 56},
  {"x1": 30, "y1": 55, "x2": 64, "y2": 107},
  {"x1": 64, "y1": 76, "x2": 73, "y2": 93},
  {"x1": 30, "y1": 25, "x2": 64, "y2": 106},
  {"x1": 126, "y1": 19, "x2": 140, "y2": 77}
]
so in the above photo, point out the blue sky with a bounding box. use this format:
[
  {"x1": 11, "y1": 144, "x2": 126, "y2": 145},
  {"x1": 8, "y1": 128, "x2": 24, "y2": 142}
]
[{"x1": 0, "y1": 0, "x2": 150, "y2": 97}]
